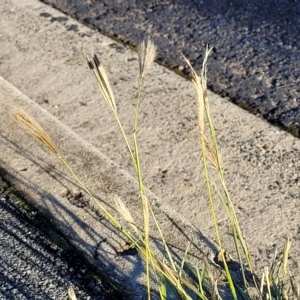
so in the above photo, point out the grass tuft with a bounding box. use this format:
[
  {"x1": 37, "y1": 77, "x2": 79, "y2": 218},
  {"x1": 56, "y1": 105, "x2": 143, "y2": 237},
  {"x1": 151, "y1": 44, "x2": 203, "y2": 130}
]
[{"x1": 12, "y1": 40, "x2": 298, "y2": 300}]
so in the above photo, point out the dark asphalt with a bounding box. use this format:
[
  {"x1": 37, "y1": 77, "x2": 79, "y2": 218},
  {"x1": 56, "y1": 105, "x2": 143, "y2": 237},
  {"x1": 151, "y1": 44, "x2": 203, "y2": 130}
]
[
  {"x1": 0, "y1": 177, "x2": 117, "y2": 300},
  {"x1": 41, "y1": 0, "x2": 300, "y2": 136}
]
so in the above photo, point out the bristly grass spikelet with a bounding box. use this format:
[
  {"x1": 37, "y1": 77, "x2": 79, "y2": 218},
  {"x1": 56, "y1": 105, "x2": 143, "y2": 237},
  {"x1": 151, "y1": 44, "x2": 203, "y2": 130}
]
[
  {"x1": 12, "y1": 108, "x2": 59, "y2": 155},
  {"x1": 113, "y1": 194, "x2": 139, "y2": 234},
  {"x1": 85, "y1": 52, "x2": 116, "y2": 114},
  {"x1": 137, "y1": 38, "x2": 157, "y2": 76}
]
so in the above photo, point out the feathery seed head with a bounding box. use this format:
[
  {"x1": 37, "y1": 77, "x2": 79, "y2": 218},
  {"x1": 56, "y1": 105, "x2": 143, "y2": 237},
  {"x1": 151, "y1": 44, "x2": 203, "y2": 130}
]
[
  {"x1": 113, "y1": 194, "x2": 138, "y2": 234},
  {"x1": 137, "y1": 38, "x2": 157, "y2": 76},
  {"x1": 12, "y1": 108, "x2": 59, "y2": 155},
  {"x1": 85, "y1": 52, "x2": 117, "y2": 113}
]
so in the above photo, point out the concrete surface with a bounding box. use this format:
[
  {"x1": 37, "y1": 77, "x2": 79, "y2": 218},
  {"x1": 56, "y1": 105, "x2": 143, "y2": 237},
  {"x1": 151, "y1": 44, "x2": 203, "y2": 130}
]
[
  {"x1": 41, "y1": 0, "x2": 300, "y2": 135},
  {"x1": 1, "y1": 0, "x2": 300, "y2": 298}
]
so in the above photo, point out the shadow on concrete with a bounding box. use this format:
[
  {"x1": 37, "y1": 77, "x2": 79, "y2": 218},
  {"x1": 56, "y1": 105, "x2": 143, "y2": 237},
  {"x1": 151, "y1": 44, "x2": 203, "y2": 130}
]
[{"x1": 0, "y1": 134, "x2": 151, "y2": 299}]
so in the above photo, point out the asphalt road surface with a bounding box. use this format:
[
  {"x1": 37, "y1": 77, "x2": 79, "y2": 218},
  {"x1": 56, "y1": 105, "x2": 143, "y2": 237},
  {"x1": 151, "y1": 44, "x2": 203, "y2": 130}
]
[
  {"x1": 0, "y1": 177, "x2": 117, "y2": 300},
  {"x1": 41, "y1": 0, "x2": 300, "y2": 136}
]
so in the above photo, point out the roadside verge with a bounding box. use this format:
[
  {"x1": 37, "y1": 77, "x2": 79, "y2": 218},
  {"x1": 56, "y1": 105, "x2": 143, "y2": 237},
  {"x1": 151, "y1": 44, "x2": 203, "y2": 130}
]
[{"x1": 2, "y1": 0, "x2": 300, "y2": 296}]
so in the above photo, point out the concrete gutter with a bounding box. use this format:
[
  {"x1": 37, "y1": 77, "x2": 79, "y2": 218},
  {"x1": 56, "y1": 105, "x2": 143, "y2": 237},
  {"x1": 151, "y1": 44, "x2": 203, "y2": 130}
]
[{"x1": 1, "y1": 0, "x2": 300, "y2": 297}]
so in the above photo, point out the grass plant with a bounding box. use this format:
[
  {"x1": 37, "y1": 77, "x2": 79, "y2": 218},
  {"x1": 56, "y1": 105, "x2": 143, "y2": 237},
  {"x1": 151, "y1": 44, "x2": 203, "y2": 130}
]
[{"x1": 12, "y1": 40, "x2": 298, "y2": 299}]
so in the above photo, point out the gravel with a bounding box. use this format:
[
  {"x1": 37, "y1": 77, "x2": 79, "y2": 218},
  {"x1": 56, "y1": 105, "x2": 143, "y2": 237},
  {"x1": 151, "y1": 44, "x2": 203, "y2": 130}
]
[{"x1": 0, "y1": 177, "x2": 117, "y2": 300}]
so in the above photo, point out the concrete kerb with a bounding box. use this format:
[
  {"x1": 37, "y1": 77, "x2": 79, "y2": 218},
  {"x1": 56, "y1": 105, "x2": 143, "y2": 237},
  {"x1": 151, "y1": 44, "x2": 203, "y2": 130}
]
[{"x1": 0, "y1": 76, "x2": 219, "y2": 298}]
